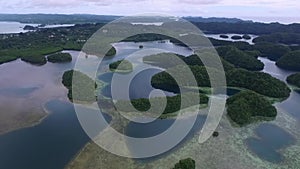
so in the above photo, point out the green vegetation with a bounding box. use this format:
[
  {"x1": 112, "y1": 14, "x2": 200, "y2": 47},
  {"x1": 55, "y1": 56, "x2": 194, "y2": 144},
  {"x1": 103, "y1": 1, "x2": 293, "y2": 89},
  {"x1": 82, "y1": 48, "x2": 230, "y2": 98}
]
[
  {"x1": 276, "y1": 50, "x2": 300, "y2": 71},
  {"x1": 0, "y1": 23, "x2": 105, "y2": 65},
  {"x1": 109, "y1": 59, "x2": 133, "y2": 72},
  {"x1": 253, "y1": 33, "x2": 300, "y2": 45},
  {"x1": 253, "y1": 42, "x2": 291, "y2": 61},
  {"x1": 23, "y1": 25, "x2": 36, "y2": 30},
  {"x1": 173, "y1": 158, "x2": 195, "y2": 169},
  {"x1": 143, "y1": 52, "x2": 234, "y2": 72},
  {"x1": 115, "y1": 92, "x2": 208, "y2": 115},
  {"x1": 151, "y1": 65, "x2": 211, "y2": 93},
  {"x1": 21, "y1": 55, "x2": 47, "y2": 65},
  {"x1": 193, "y1": 21, "x2": 300, "y2": 35},
  {"x1": 244, "y1": 50, "x2": 261, "y2": 58},
  {"x1": 287, "y1": 73, "x2": 300, "y2": 88},
  {"x1": 227, "y1": 90, "x2": 277, "y2": 126},
  {"x1": 62, "y1": 70, "x2": 97, "y2": 102},
  {"x1": 217, "y1": 46, "x2": 264, "y2": 71},
  {"x1": 47, "y1": 52, "x2": 72, "y2": 63},
  {"x1": 143, "y1": 53, "x2": 187, "y2": 69},
  {"x1": 0, "y1": 55, "x2": 18, "y2": 64},
  {"x1": 220, "y1": 34, "x2": 229, "y2": 39},
  {"x1": 242, "y1": 34, "x2": 251, "y2": 40},
  {"x1": 212, "y1": 131, "x2": 219, "y2": 137},
  {"x1": 231, "y1": 35, "x2": 242, "y2": 40},
  {"x1": 106, "y1": 47, "x2": 117, "y2": 56},
  {"x1": 152, "y1": 65, "x2": 290, "y2": 98},
  {"x1": 226, "y1": 68, "x2": 291, "y2": 98}
]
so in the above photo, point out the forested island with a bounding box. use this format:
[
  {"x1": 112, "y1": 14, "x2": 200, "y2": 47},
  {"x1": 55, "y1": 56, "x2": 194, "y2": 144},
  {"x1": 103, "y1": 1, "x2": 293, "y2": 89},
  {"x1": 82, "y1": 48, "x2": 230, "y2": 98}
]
[
  {"x1": 109, "y1": 59, "x2": 133, "y2": 73},
  {"x1": 231, "y1": 35, "x2": 242, "y2": 40},
  {"x1": 227, "y1": 91, "x2": 277, "y2": 126},
  {"x1": 287, "y1": 73, "x2": 300, "y2": 88},
  {"x1": 173, "y1": 158, "x2": 195, "y2": 169},
  {"x1": 150, "y1": 64, "x2": 290, "y2": 98},
  {"x1": 242, "y1": 34, "x2": 251, "y2": 40},
  {"x1": 62, "y1": 70, "x2": 97, "y2": 102},
  {"x1": 220, "y1": 34, "x2": 229, "y2": 39},
  {"x1": 276, "y1": 50, "x2": 300, "y2": 71},
  {"x1": 216, "y1": 46, "x2": 264, "y2": 71},
  {"x1": 253, "y1": 42, "x2": 291, "y2": 61},
  {"x1": 21, "y1": 55, "x2": 47, "y2": 65},
  {"x1": 115, "y1": 92, "x2": 208, "y2": 116},
  {"x1": 47, "y1": 52, "x2": 72, "y2": 63}
]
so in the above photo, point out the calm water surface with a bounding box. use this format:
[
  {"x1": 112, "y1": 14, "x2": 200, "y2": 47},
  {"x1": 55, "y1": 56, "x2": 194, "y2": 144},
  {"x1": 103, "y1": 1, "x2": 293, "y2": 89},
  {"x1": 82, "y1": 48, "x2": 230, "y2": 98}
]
[
  {"x1": 0, "y1": 41, "x2": 299, "y2": 168},
  {"x1": 245, "y1": 57, "x2": 300, "y2": 163}
]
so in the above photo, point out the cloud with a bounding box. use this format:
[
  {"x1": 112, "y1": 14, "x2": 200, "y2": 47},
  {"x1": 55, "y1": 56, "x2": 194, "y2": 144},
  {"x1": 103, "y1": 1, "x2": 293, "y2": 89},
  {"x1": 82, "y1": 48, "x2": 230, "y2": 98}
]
[{"x1": 0, "y1": 0, "x2": 299, "y2": 23}]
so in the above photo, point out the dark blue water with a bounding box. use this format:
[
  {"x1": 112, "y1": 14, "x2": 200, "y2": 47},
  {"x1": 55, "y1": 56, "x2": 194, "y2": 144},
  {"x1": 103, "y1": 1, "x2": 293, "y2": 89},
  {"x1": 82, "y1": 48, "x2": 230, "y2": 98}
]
[
  {"x1": 246, "y1": 123, "x2": 295, "y2": 163},
  {"x1": 226, "y1": 88, "x2": 241, "y2": 96},
  {"x1": 99, "y1": 69, "x2": 176, "y2": 100},
  {"x1": 0, "y1": 100, "x2": 111, "y2": 169}
]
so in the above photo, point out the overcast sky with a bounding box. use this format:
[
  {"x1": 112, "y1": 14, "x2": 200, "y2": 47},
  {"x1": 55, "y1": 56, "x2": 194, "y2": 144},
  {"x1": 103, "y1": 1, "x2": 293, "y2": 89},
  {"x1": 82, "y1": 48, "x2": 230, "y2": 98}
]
[{"x1": 1, "y1": 0, "x2": 299, "y2": 23}]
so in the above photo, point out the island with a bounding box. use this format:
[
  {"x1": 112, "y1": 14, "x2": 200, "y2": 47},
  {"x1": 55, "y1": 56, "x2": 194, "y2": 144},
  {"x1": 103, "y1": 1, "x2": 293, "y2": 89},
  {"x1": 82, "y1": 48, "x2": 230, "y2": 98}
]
[
  {"x1": 231, "y1": 35, "x2": 243, "y2": 40},
  {"x1": 21, "y1": 55, "x2": 47, "y2": 65},
  {"x1": 242, "y1": 34, "x2": 251, "y2": 40},
  {"x1": 216, "y1": 46, "x2": 264, "y2": 71},
  {"x1": 253, "y1": 42, "x2": 291, "y2": 61},
  {"x1": 151, "y1": 64, "x2": 290, "y2": 98},
  {"x1": 276, "y1": 50, "x2": 300, "y2": 71},
  {"x1": 47, "y1": 52, "x2": 72, "y2": 63},
  {"x1": 287, "y1": 73, "x2": 300, "y2": 88},
  {"x1": 151, "y1": 65, "x2": 211, "y2": 93},
  {"x1": 227, "y1": 90, "x2": 277, "y2": 126},
  {"x1": 173, "y1": 158, "x2": 195, "y2": 169},
  {"x1": 109, "y1": 59, "x2": 133, "y2": 73},
  {"x1": 115, "y1": 92, "x2": 208, "y2": 117},
  {"x1": 226, "y1": 68, "x2": 291, "y2": 98},
  {"x1": 220, "y1": 34, "x2": 229, "y2": 39},
  {"x1": 105, "y1": 47, "x2": 117, "y2": 57},
  {"x1": 23, "y1": 25, "x2": 37, "y2": 30},
  {"x1": 253, "y1": 32, "x2": 300, "y2": 45},
  {"x1": 62, "y1": 70, "x2": 97, "y2": 102}
]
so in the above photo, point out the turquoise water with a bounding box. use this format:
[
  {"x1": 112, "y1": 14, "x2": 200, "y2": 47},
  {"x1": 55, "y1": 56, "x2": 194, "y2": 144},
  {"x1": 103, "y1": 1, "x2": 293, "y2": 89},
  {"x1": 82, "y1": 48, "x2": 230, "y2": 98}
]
[{"x1": 246, "y1": 124, "x2": 295, "y2": 163}]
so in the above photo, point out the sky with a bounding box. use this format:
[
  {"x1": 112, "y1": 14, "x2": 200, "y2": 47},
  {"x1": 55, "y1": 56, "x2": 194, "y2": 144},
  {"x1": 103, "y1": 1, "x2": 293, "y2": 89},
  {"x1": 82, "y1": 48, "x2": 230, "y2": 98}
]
[{"x1": 1, "y1": 0, "x2": 299, "y2": 23}]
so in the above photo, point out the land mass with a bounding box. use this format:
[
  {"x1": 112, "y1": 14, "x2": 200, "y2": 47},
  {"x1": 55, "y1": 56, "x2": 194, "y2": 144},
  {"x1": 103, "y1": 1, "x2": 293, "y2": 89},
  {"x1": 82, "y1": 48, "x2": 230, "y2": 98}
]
[
  {"x1": 109, "y1": 60, "x2": 133, "y2": 73},
  {"x1": 62, "y1": 70, "x2": 98, "y2": 102},
  {"x1": 227, "y1": 90, "x2": 277, "y2": 126},
  {"x1": 276, "y1": 50, "x2": 300, "y2": 71},
  {"x1": 287, "y1": 73, "x2": 300, "y2": 88},
  {"x1": 47, "y1": 52, "x2": 72, "y2": 63}
]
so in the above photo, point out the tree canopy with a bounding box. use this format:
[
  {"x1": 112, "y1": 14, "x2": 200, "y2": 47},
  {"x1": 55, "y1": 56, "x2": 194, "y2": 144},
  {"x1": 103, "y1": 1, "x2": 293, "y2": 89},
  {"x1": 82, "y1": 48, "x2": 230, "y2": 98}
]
[
  {"x1": 21, "y1": 55, "x2": 47, "y2": 65},
  {"x1": 226, "y1": 68, "x2": 291, "y2": 98},
  {"x1": 216, "y1": 46, "x2": 264, "y2": 71},
  {"x1": 287, "y1": 73, "x2": 300, "y2": 88},
  {"x1": 62, "y1": 70, "x2": 97, "y2": 102},
  {"x1": 253, "y1": 42, "x2": 291, "y2": 61},
  {"x1": 47, "y1": 52, "x2": 72, "y2": 63},
  {"x1": 276, "y1": 50, "x2": 300, "y2": 71},
  {"x1": 227, "y1": 90, "x2": 277, "y2": 126},
  {"x1": 109, "y1": 59, "x2": 133, "y2": 72},
  {"x1": 173, "y1": 158, "x2": 196, "y2": 169}
]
